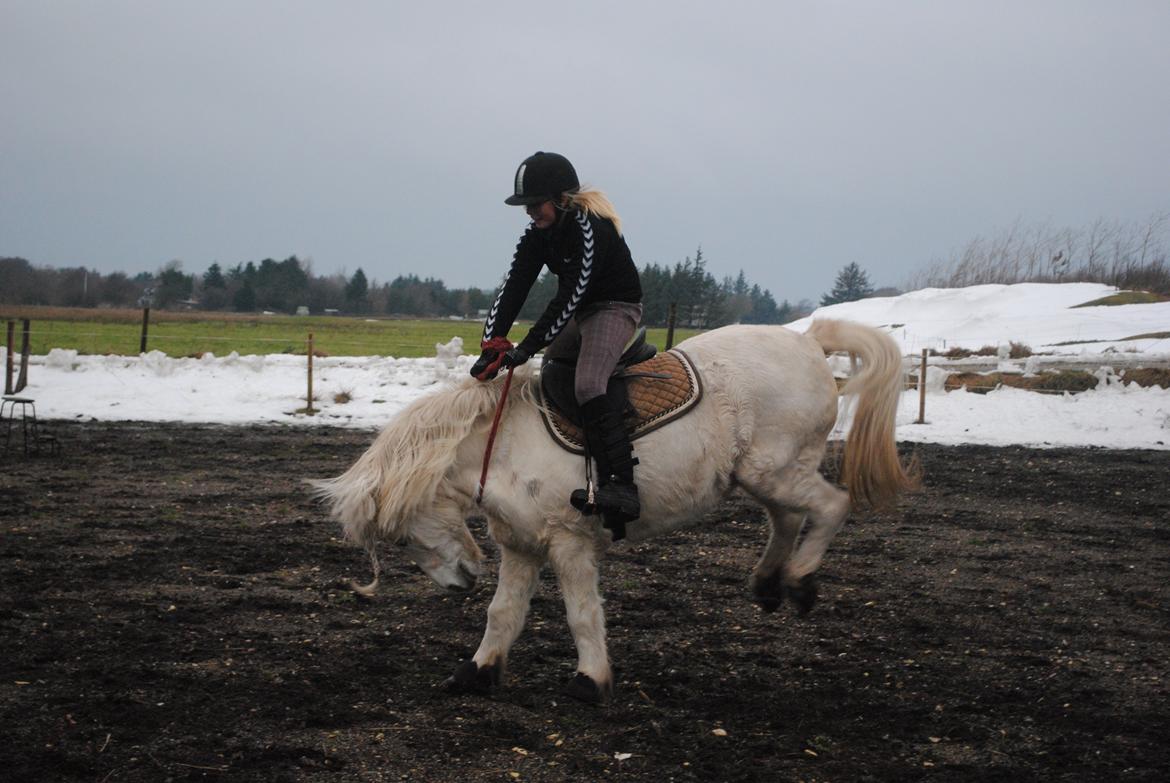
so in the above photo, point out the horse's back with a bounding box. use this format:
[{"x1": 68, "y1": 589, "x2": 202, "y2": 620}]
[
  {"x1": 673, "y1": 324, "x2": 839, "y2": 451},
  {"x1": 677, "y1": 324, "x2": 835, "y2": 398}
]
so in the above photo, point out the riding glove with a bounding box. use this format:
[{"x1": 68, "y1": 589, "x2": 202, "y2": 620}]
[
  {"x1": 470, "y1": 337, "x2": 514, "y2": 381},
  {"x1": 502, "y1": 346, "x2": 530, "y2": 368}
]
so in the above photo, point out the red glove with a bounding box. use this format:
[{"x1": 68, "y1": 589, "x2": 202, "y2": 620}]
[{"x1": 470, "y1": 337, "x2": 514, "y2": 381}]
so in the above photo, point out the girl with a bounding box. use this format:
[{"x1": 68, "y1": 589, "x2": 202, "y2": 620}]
[{"x1": 471, "y1": 151, "x2": 643, "y2": 537}]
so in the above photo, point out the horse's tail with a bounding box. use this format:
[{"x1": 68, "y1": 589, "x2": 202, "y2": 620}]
[{"x1": 806, "y1": 318, "x2": 919, "y2": 509}]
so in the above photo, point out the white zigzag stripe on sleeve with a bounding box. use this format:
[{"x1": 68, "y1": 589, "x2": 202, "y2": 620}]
[
  {"x1": 483, "y1": 270, "x2": 511, "y2": 341},
  {"x1": 544, "y1": 212, "x2": 594, "y2": 342}
]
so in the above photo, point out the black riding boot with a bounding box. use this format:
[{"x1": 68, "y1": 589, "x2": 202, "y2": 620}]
[{"x1": 570, "y1": 394, "x2": 640, "y2": 539}]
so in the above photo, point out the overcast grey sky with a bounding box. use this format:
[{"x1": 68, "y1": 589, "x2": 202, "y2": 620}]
[{"x1": 3, "y1": 1, "x2": 1168, "y2": 302}]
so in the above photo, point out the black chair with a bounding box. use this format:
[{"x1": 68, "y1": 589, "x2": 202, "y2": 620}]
[{"x1": 1, "y1": 396, "x2": 59, "y2": 457}]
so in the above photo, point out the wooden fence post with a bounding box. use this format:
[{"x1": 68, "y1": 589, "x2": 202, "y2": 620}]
[
  {"x1": 306, "y1": 333, "x2": 316, "y2": 415},
  {"x1": 140, "y1": 307, "x2": 150, "y2": 354},
  {"x1": 4, "y1": 321, "x2": 13, "y2": 395},
  {"x1": 665, "y1": 303, "x2": 677, "y2": 350},
  {"x1": 916, "y1": 349, "x2": 928, "y2": 424},
  {"x1": 14, "y1": 319, "x2": 30, "y2": 393}
]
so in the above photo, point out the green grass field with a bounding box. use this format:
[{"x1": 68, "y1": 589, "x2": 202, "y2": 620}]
[{"x1": 0, "y1": 306, "x2": 701, "y2": 358}]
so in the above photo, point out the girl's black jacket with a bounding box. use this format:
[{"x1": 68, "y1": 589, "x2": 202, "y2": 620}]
[{"x1": 481, "y1": 208, "x2": 642, "y2": 355}]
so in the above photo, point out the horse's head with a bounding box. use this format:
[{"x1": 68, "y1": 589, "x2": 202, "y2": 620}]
[
  {"x1": 394, "y1": 501, "x2": 483, "y2": 592},
  {"x1": 312, "y1": 378, "x2": 508, "y2": 597}
]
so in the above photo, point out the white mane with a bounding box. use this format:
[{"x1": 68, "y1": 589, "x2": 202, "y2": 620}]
[{"x1": 310, "y1": 371, "x2": 532, "y2": 551}]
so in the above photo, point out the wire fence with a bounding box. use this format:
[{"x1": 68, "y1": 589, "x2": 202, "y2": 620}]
[
  {"x1": 6, "y1": 315, "x2": 1166, "y2": 412},
  {"x1": 3, "y1": 320, "x2": 485, "y2": 359},
  {"x1": 0, "y1": 313, "x2": 703, "y2": 360}
]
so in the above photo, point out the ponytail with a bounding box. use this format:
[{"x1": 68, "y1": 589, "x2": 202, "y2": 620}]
[{"x1": 564, "y1": 188, "x2": 623, "y2": 235}]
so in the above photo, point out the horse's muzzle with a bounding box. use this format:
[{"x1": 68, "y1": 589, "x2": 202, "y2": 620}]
[{"x1": 446, "y1": 561, "x2": 480, "y2": 593}]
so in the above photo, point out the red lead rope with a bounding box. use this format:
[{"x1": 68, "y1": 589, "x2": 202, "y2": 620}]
[{"x1": 475, "y1": 365, "x2": 515, "y2": 505}]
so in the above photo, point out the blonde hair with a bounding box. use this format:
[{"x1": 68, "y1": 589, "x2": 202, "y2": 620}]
[{"x1": 564, "y1": 188, "x2": 622, "y2": 235}]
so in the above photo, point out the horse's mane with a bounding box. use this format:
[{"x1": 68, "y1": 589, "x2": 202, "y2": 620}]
[{"x1": 312, "y1": 370, "x2": 535, "y2": 551}]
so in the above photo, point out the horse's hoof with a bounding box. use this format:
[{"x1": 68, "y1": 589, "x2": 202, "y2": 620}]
[
  {"x1": 564, "y1": 672, "x2": 611, "y2": 705},
  {"x1": 751, "y1": 571, "x2": 784, "y2": 613},
  {"x1": 443, "y1": 659, "x2": 499, "y2": 694},
  {"x1": 757, "y1": 596, "x2": 782, "y2": 613},
  {"x1": 785, "y1": 574, "x2": 818, "y2": 616}
]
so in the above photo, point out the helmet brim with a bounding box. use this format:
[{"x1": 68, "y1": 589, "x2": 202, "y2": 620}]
[{"x1": 504, "y1": 193, "x2": 552, "y2": 206}]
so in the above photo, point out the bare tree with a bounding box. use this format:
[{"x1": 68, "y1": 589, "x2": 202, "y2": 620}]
[{"x1": 906, "y1": 213, "x2": 1170, "y2": 293}]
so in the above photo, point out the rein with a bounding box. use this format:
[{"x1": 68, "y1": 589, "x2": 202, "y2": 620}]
[{"x1": 475, "y1": 366, "x2": 515, "y2": 505}]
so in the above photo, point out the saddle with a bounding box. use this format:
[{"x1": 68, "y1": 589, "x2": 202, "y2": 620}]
[{"x1": 538, "y1": 328, "x2": 703, "y2": 454}]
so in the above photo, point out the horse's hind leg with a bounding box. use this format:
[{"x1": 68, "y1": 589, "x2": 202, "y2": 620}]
[
  {"x1": 747, "y1": 504, "x2": 806, "y2": 613},
  {"x1": 548, "y1": 532, "x2": 613, "y2": 704},
  {"x1": 742, "y1": 460, "x2": 850, "y2": 615},
  {"x1": 445, "y1": 545, "x2": 541, "y2": 694},
  {"x1": 781, "y1": 474, "x2": 850, "y2": 613}
]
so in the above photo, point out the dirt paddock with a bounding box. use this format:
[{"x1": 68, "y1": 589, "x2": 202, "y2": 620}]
[{"x1": 2, "y1": 422, "x2": 1168, "y2": 782}]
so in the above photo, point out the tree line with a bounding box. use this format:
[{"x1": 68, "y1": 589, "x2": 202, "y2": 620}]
[
  {"x1": 6, "y1": 214, "x2": 1165, "y2": 326},
  {"x1": 0, "y1": 248, "x2": 811, "y2": 327}
]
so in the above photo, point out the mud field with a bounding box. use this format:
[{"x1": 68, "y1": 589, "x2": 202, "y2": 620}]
[{"x1": 2, "y1": 421, "x2": 1168, "y2": 782}]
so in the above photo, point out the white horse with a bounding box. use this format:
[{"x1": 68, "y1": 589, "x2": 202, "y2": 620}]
[{"x1": 311, "y1": 320, "x2": 916, "y2": 703}]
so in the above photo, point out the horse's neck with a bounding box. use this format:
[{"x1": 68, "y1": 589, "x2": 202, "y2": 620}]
[
  {"x1": 449, "y1": 417, "x2": 493, "y2": 506},
  {"x1": 451, "y1": 393, "x2": 535, "y2": 508}
]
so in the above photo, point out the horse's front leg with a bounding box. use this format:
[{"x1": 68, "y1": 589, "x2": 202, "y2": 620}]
[
  {"x1": 548, "y1": 531, "x2": 612, "y2": 704},
  {"x1": 445, "y1": 544, "x2": 541, "y2": 694}
]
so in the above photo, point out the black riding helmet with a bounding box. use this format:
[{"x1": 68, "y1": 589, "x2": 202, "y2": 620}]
[{"x1": 504, "y1": 151, "x2": 579, "y2": 205}]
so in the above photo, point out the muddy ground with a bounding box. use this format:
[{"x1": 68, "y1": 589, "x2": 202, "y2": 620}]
[{"x1": 1, "y1": 421, "x2": 1167, "y2": 782}]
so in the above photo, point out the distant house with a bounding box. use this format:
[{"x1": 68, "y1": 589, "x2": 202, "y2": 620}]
[{"x1": 296, "y1": 306, "x2": 310, "y2": 316}]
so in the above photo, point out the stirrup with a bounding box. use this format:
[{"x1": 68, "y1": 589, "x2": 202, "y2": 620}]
[
  {"x1": 570, "y1": 485, "x2": 601, "y2": 516},
  {"x1": 570, "y1": 481, "x2": 639, "y2": 517},
  {"x1": 596, "y1": 481, "x2": 640, "y2": 518}
]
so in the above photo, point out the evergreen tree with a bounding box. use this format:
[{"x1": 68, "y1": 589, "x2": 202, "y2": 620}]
[
  {"x1": 725, "y1": 269, "x2": 752, "y2": 322},
  {"x1": 637, "y1": 262, "x2": 671, "y2": 325},
  {"x1": 821, "y1": 262, "x2": 875, "y2": 306},
  {"x1": 227, "y1": 261, "x2": 257, "y2": 283},
  {"x1": 742, "y1": 284, "x2": 781, "y2": 324},
  {"x1": 203, "y1": 263, "x2": 226, "y2": 289},
  {"x1": 345, "y1": 268, "x2": 369, "y2": 312},
  {"x1": 198, "y1": 263, "x2": 228, "y2": 310},
  {"x1": 233, "y1": 281, "x2": 257, "y2": 312},
  {"x1": 253, "y1": 256, "x2": 308, "y2": 312},
  {"x1": 155, "y1": 261, "x2": 194, "y2": 308}
]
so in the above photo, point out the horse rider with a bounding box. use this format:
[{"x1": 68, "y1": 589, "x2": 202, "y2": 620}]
[{"x1": 471, "y1": 151, "x2": 644, "y2": 536}]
